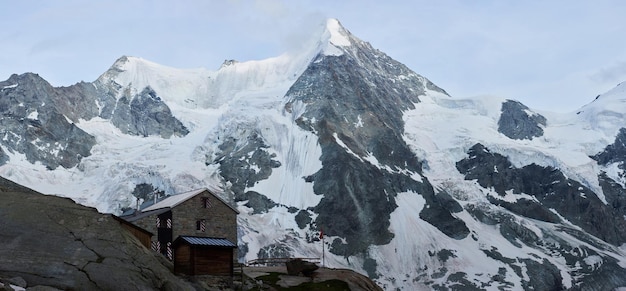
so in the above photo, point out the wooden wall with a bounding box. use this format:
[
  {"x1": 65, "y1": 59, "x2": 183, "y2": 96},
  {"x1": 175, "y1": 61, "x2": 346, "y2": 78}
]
[
  {"x1": 192, "y1": 247, "x2": 233, "y2": 276},
  {"x1": 174, "y1": 244, "x2": 191, "y2": 275},
  {"x1": 174, "y1": 244, "x2": 234, "y2": 276},
  {"x1": 115, "y1": 216, "x2": 152, "y2": 249}
]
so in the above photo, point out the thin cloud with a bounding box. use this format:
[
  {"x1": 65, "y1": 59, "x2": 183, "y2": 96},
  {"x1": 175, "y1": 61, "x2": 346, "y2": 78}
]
[{"x1": 590, "y1": 61, "x2": 626, "y2": 84}]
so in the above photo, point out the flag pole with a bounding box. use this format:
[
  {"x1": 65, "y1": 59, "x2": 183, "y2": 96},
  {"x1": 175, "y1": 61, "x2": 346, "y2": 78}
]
[{"x1": 320, "y1": 228, "x2": 325, "y2": 268}]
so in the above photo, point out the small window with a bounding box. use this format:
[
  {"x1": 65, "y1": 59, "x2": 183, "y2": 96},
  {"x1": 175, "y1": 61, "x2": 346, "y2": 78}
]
[
  {"x1": 196, "y1": 219, "x2": 206, "y2": 232},
  {"x1": 201, "y1": 197, "x2": 212, "y2": 208}
]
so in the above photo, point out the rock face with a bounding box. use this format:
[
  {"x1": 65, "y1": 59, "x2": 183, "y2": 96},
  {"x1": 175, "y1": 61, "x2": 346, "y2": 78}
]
[
  {"x1": 0, "y1": 73, "x2": 96, "y2": 169},
  {"x1": 108, "y1": 86, "x2": 189, "y2": 138},
  {"x1": 213, "y1": 128, "x2": 281, "y2": 203},
  {"x1": 592, "y1": 127, "x2": 626, "y2": 168},
  {"x1": 244, "y1": 266, "x2": 382, "y2": 291},
  {"x1": 456, "y1": 143, "x2": 626, "y2": 289},
  {"x1": 497, "y1": 99, "x2": 546, "y2": 140},
  {"x1": 285, "y1": 259, "x2": 319, "y2": 276},
  {"x1": 282, "y1": 23, "x2": 464, "y2": 258},
  {"x1": 457, "y1": 143, "x2": 626, "y2": 244},
  {"x1": 0, "y1": 177, "x2": 194, "y2": 290},
  {"x1": 0, "y1": 68, "x2": 188, "y2": 169}
]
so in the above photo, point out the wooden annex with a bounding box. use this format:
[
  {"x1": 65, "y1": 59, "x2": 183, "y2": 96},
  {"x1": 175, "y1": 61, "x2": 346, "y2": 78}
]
[
  {"x1": 112, "y1": 214, "x2": 153, "y2": 249},
  {"x1": 173, "y1": 236, "x2": 237, "y2": 276}
]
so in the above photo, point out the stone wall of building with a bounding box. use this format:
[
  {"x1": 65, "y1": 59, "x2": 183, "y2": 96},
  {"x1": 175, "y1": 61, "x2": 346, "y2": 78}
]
[
  {"x1": 171, "y1": 191, "x2": 237, "y2": 243},
  {"x1": 133, "y1": 212, "x2": 160, "y2": 239},
  {"x1": 171, "y1": 191, "x2": 238, "y2": 261}
]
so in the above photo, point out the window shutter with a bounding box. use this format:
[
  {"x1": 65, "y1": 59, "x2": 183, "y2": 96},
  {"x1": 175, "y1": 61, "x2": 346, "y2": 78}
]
[
  {"x1": 166, "y1": 218, "x2": 172, "y2": 229},
  {"x1": 195, "y1": 220, "x2": 206, "y2": 232},
  {"x1": 202, "y1": 197, "x2": 212, "y2": 208},
  {"x1": 166, "y1": 242, "x2": 173, "y2": 260},
  {"x1": 156, "y1": 217, "x2": 160, "y2": 228}
]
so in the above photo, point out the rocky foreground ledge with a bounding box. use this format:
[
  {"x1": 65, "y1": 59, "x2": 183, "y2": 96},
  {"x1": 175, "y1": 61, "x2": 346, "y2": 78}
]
[
  {"x1": 0, "y1": 177, "x2": 195, "y2": 290},
  {"x1": 242, "y1": 265, "x2": 382, "y2": 290}
]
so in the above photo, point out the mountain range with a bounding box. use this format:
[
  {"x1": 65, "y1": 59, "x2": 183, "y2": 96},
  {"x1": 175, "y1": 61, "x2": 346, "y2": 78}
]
[{"x1": 2, "y1": 18, "x2": 626, "y2": 290}]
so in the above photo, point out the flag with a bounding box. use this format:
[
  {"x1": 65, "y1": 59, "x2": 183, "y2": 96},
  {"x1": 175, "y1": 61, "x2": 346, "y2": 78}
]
[{"x1": 319, "y1": 228, "x2": 324, "y2": 239}]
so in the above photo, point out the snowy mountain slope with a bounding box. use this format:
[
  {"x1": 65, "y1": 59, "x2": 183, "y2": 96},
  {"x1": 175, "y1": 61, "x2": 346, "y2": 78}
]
[
  {"x1": 97, "y1": 18, "x2": 348, "y2": 112},
  {"x1": 3, "y1": 18, "x2": 626, "y2": 290},
  {"x1": 397, "y1": 92, "x2": 626, "y2": 289}
]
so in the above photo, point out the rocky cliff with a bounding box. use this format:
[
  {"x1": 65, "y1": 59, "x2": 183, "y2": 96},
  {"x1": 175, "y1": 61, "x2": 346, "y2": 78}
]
[{"x1": 0, "y1": 177, "x2": 194, "y2": 290}]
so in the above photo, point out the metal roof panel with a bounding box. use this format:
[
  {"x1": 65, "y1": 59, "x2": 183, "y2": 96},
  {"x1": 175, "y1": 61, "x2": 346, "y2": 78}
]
[{"x1": 178, "y1": 236, "x2": 237, "y2": 248}]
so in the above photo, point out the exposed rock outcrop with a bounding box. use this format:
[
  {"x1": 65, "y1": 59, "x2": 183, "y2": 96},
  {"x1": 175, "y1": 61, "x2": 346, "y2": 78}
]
[
  {"x1": 243, "y1": 266, "x2": 382, "y2": 291},
  {"x1": 0, "y1": 73, "x2": 96, "y2": 169},
  {"x1": 456, "y1": 143, "x2": 626, "y2": 289},
  {"x1": 109, "y1": 86, "x2": 189, "y2": 138},
  {"x1": 281, "y1": 23, "x2": 452, "y2": 257},
  {"x1": 0, "y1": 71, "x2": 189, "y2": 169},
  {"x1": 0, "y1": 177, "x2": 194, "y2": 290},
  {"x1": 457, "y1": 143, "x2": 626, "y2": 244},
  {"x1": 285, "y1": 259, "x2": 319, "y2": 276},
  {"x1": 592, "y1": 127, "x2": 626, "y2": 169},
  {"x1": 498, "y1": 99, "x2": 546, "y2": 140}
]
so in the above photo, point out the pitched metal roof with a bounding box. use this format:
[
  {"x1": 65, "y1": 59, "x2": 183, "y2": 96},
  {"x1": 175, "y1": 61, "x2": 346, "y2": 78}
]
[
  {"x1": 140, "y1": 188, "x2": 239, "y2": 214},
  {"x1": 142, "y1": 189, "x2": 206, "y2": 212},
  {"x1": 177, "y1": 236, "x2": 237, "y2": 248},
  {"x1": 111, "y1": 214, "x2": 154, "y2": 236},
  {"x1": 119, "y1": 207, "x2": 171, "y2": 223}
]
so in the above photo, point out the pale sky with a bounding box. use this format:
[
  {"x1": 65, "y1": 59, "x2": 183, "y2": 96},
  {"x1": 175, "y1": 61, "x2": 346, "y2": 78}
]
[{"x1": 2, "y1": 0, "x2": 626, "y2": 112}]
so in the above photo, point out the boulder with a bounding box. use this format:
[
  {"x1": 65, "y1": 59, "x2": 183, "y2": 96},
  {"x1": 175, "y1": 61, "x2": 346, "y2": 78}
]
[{"x1": 285, "y1": 259, "x2": 319, "y2": 277}]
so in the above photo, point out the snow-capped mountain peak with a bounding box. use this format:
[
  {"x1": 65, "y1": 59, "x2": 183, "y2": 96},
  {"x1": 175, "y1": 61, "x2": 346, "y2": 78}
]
[
  {"x1": 5, "y1": 17, "x2": 626, "y2": 290},
  {"x1": 94, "y1": 19, "x2": 364, "y2": 113},
  {"x1": 324, "y1": 18, "x2": 351, "y2": 47},
  {"x1": 95, "y1": 55, "x2": 214, "y2": 107},
  {"x1": 570, "y1": 82, "x2": 626, "y2": 139},
  {"x1": 316, "y1": 18, "x2": 358, "y2": 57}
]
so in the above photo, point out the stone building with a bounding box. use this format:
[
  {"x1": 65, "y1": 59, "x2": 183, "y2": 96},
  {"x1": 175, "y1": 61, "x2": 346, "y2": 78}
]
[{"x1": 121, "y1": 188, "x2": 238, "y2": 267}]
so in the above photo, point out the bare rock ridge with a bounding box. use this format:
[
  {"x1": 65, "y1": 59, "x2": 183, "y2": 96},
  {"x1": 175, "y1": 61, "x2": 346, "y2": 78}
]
[
  {"x1": 0, "y1": 73, "x2": 96, "y2": 170},
  {"x1": 0, "y1": 176, "x2": 194, "y2": 290},
  {"x1": 0, "y1": 71, "x2": 188, "y2": 170}
]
